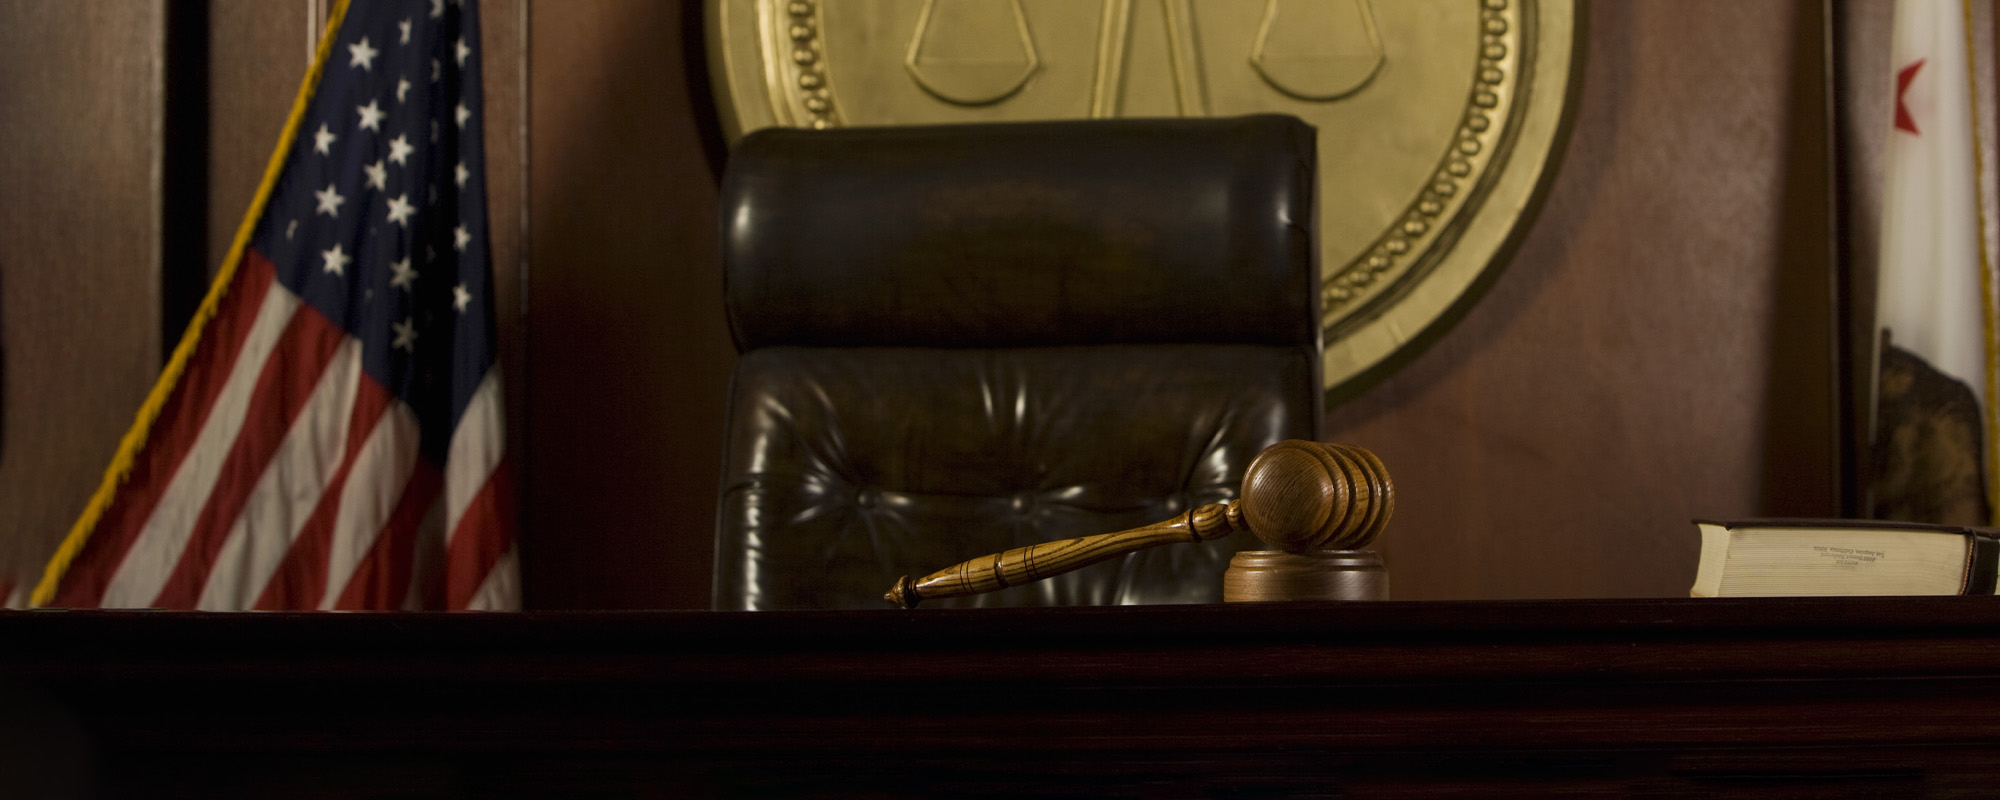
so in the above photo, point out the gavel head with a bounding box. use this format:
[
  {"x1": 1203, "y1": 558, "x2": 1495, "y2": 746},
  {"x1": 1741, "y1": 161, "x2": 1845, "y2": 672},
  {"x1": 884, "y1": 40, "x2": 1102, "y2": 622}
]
[{"x1": 1238, "y1": 440, "x2": 1394, "y2": 552}]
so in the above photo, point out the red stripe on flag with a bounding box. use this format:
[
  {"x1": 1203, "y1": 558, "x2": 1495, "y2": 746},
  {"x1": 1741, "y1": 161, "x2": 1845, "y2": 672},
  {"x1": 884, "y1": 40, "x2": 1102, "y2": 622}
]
[
  {"x1": 48, "y1": 253, "x2": 278, "y2": 607},
  {"x1": 333, "y1": 462, "x2": 443, "y2": 610},
  {"x1": 148, "y1": 301, "x2": 349, "y2": 609},
  {"x1": 445, "y1": 453, "x2": 517, "y2": 609},
  {"x1": 251, "y1": 374, "x2": 395, "y2": 610}
]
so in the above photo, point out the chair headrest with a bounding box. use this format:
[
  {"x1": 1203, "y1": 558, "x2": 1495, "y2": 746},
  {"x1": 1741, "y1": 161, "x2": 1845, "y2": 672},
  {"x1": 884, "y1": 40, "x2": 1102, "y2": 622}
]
[{"x1": 720, "y1": 115, "x2": 1320, "y2": 351}]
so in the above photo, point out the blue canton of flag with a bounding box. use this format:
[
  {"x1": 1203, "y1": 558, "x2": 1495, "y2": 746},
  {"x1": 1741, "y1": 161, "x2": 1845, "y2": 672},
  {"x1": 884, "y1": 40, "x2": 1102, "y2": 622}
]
[
  {"x1": 257, "y1": 1, "x2": 495, "y2": 447},
  {"x1": 35, "y1": 0, "x2": 519, "y2": 610}
]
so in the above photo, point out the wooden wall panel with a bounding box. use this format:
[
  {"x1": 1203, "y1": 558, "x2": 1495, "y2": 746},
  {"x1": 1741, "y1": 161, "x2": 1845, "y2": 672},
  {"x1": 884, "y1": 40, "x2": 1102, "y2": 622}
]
[
  {"x1": 526, "y1": 0, "x2": 732, "y2": 609},
  {"x1": 1327, "y1": 0, "x2": 1837, "y2": 600},
  {"x1": 205, "y1": 1, "x2": 308, "y2": 277},
  {"x1": 481, "y1": 2, "x2": 531, "y2": 604},
  {"x1": 0, "y1": 2, "x2": 166, "y2": 588},
  {"x1": 1838, "y1": 0, "x2": 1892, "y2": 518}
]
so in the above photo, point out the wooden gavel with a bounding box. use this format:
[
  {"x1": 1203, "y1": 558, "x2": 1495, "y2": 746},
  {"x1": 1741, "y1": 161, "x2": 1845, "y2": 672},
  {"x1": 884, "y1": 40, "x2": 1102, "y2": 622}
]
[{"x1": 884, "y1": 440, "x2": 1394, "y2": 608}]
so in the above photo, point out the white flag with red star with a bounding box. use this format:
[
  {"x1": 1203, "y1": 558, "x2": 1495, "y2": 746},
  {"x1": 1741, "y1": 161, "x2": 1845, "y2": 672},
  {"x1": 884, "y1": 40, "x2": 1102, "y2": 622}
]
[{"x1": 1872, "y1": 0, "x2": 1997, "y2": 525}]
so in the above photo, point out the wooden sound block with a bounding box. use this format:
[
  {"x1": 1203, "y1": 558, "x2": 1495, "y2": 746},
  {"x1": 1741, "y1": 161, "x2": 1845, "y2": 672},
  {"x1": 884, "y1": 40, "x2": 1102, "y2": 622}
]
[{"x1": 1222, "y1": 550, "x2": 1388, "y2": 602}]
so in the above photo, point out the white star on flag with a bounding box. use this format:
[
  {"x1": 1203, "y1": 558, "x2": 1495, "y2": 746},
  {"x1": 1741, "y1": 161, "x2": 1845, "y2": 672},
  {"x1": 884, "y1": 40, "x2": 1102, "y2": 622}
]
[
  {"x1": 456, "y1": 38, "x2": 471, "y2": 67},
  {"x1": 396, "y1": 78, "x2": 411, "y2": 103},
  {"x1": 392, "y1": 318, "x2": 418, "y2": 352},
  {"x1": 389, "y1": 257, "x2": 417, "y2": 290},
  {"x1": 357, "y1": 99, "x2": 385, "y2": 132},
  {"x1": 453, "y1": 225, "x2": 471, "y2": 251},
  {"x1": 313, "y1": 184, "x2": 345, "y2": 217},
  {"x1": 386, "y1": 194, "x2": 416, "y2": 227},
  {"x1": 453, "y1": 284, "x2": 472, "y2": 312},
  {"x1": 313, "y1": 124, "x2": 336, "y2": 155},
  {"x1": 348, "y1": 37, "x2": 378, "y2": 70},
  {"x1": 455, "y1": 162, "x2": 470, "y2": 188},
  {"x1": 398, "y1": 19, "x2": 412, "y2": 44},
  {"x1": 321, "y1": 243, "x2": 351, "y2": 276},
  {"x1": 364, "y1": 159, "x2": 388, "y2": 191},
  {"x1": 388, "y1": 134, "x2": 414, "y2": 166}
]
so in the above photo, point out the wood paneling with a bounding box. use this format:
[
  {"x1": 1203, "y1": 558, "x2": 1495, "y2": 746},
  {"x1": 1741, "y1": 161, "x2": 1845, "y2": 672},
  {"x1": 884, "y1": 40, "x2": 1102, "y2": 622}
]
[
  {"x1": 204, "y1": 1, "x2": 308, "y2": 277},
  {"x1": 525, "y1": 0, "x2": 733, "y2": 609},
  {"x1": 0, "y1": 2, "x2": 166, "y2": 587},
  {"x1": 481, "y1": 2, "x2": 530, "y2": 607}
]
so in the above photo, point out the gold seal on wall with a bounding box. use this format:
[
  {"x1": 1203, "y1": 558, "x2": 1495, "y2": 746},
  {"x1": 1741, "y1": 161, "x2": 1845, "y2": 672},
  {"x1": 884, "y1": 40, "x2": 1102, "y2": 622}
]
[{"x1": 707, "y1": 0, "x2": 1582, "y2": 398}]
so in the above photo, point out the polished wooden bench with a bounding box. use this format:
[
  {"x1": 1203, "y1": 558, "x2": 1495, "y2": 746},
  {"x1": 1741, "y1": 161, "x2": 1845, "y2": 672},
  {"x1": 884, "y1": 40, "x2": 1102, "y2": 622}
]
[{"x1": 5, "y1": 597, "x2": 2000, "y2": 796}]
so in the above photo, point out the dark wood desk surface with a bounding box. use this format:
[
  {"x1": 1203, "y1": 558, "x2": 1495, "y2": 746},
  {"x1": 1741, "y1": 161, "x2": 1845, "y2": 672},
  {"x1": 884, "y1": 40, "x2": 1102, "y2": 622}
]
[{"x1": 6, "y1": 598, "x2": 2000, "y2": 797}]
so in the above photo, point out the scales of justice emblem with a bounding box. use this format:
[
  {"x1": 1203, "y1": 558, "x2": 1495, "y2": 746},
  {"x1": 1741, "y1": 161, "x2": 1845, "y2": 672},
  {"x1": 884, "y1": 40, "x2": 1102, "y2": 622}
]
[
  {"x1": 900, "y1": 0, "x2": 1386, "y2": 109},
  {"x1": 707, "y1": 0, "x2": 1580, "y2": 397}
]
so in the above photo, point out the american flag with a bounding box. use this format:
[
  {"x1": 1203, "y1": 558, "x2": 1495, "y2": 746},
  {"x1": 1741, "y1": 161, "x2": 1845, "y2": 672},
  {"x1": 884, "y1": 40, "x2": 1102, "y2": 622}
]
[{"x1": 32, "y1": 0, "x2": 518, "y2": 610}]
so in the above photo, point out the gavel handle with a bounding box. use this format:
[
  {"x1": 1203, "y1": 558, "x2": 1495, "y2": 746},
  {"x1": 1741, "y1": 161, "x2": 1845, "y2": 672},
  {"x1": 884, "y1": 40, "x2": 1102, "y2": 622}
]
[{"x1": 884, "y1": 501, "x2": 1244, "y2": 609}]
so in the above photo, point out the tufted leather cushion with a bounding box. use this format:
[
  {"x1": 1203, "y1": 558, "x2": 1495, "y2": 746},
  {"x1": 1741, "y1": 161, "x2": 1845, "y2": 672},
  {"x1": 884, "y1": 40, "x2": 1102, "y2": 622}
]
[
  {"x1": 716, "y1": 345, "x2": 1316, "y2": 609},
  {"x1": 713, "y1": 116, "x2": 1321, "y2": 610}
]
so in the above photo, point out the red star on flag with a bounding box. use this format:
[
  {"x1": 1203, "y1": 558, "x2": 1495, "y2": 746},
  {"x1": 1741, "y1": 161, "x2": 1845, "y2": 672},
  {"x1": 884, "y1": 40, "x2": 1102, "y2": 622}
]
[{"x1": 1896, "y1": 58, "x2": 1926, "y2": 135}]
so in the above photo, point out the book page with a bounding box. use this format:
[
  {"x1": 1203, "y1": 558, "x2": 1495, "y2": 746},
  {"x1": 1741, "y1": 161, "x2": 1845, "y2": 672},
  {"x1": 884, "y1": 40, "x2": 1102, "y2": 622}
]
[{"x1": 1714, "y1": 528, "x2": 1970, "y2": 596}]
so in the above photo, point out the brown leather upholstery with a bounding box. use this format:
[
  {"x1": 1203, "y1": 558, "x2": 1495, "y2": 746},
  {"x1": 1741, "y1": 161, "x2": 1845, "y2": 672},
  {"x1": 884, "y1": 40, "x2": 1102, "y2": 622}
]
[{"x1": 715, "y1": 116, "x2": 1321, "y2": 610}]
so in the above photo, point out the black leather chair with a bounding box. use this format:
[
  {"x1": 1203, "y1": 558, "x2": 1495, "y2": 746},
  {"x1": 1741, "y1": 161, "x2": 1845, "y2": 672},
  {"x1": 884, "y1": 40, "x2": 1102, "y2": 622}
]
[{"x1": 714, "y1": 115, "x2": 1322, "y2": 610}]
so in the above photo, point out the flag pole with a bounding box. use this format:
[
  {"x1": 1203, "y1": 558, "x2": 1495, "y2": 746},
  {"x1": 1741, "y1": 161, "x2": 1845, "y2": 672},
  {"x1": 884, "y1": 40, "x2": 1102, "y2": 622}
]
[
  {"x1": 1958, "y1": 0, "x2": 2000, "y2": 527},
  {"x1": 31, "y1": 0, "x2": 355, "y2": 607}
]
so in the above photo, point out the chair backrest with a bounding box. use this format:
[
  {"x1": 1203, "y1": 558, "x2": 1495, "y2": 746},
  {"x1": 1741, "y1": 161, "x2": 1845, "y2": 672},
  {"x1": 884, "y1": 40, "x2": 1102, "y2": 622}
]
[{"x1": 715, "y1": 115, "x2": 1322, "y2": 610}]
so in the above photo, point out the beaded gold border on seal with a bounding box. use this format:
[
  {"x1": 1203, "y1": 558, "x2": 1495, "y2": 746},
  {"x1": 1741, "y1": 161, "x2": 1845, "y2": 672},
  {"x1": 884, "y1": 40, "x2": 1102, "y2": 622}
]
[{"x1": 1324, "y1": 0, "x2": 1521, "y2": 317}]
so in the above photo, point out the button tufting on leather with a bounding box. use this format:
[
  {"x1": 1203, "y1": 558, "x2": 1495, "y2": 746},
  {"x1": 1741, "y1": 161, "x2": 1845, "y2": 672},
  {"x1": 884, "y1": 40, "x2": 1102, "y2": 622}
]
[{"x1": 1009, "y1": 493, "x2": 1035, "y2": 515}]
